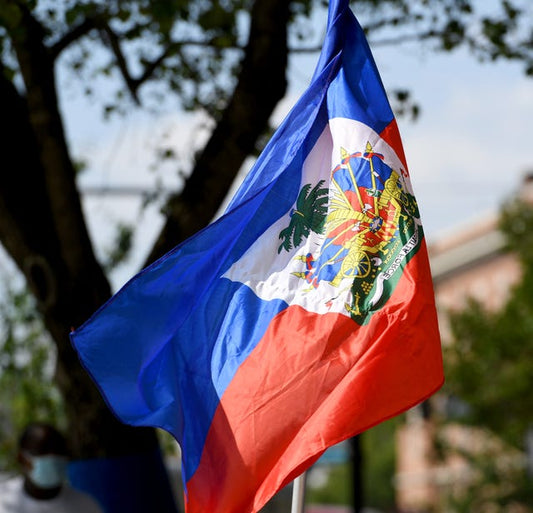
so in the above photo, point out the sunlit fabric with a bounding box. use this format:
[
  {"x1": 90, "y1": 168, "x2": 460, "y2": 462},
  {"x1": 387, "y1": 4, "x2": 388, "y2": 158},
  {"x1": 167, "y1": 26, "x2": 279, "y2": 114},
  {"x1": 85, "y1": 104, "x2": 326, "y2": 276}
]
[{"x1": 71, "y1": 1, "x2": 443, "y2": 512}]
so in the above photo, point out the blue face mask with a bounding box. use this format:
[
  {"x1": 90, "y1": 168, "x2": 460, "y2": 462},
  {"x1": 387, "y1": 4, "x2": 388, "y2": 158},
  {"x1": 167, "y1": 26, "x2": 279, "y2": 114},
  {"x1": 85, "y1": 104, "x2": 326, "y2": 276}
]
[{"x1": 26, "y1": 454, "x2": 68, "y2": 489}]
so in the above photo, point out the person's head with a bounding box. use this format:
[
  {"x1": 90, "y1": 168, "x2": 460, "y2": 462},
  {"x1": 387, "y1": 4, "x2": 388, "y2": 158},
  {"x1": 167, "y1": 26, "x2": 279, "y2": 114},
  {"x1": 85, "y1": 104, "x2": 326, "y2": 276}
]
[{"x1": 17, "y1": 422, "x2": 69, "y2": 499}]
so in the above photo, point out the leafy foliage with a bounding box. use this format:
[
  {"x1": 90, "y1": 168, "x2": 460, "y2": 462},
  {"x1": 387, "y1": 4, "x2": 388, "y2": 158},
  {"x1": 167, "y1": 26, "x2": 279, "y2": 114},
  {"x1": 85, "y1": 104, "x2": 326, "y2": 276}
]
[
  {"x1": 306, "y1": 418, "x2": 400, "y2": 511},
  {"x1": 445, "y1": 200, "x2": 533, "y2": 448},
  {"x1": 439, "y1": 435, "x2": 532, "y2": 513},
  {"x1": 0, "y1": 280, "x2": 64, "y2": 471},
  {"x1": 0, "y1": 0, "x2": 531, "y2": 504},
  {"x1": 362, "y1": 418, "x2": 401, "y2": 511},
  {"x1": 357, "y1": 0, "x2": 533, "y2": 76},
  {"x1": 308, "y1": 462, "x2": 352, "y2": 505},
  {"x1": 443, "y1": 200, "x2": 533, "y2": 511},
  {"x1": 103, "y1": 222, "x2": 134, "y2": 272},
  {"x1": 1, "y1": 0, "x2": 531, "y2": 122}
]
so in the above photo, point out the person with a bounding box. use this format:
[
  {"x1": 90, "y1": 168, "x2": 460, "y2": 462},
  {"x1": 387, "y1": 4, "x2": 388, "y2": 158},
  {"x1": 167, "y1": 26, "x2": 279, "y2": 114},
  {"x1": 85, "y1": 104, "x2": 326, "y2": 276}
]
[{"x1": 0, "y1": 422, "x2": 103, "y2": 513}]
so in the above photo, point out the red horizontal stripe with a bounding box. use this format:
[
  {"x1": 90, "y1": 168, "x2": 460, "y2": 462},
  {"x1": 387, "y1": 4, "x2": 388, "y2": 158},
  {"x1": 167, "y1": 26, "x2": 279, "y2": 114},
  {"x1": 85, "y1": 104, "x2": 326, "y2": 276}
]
[{"x1": 185, "y1": 242, "x2": 443, "y2": 513}]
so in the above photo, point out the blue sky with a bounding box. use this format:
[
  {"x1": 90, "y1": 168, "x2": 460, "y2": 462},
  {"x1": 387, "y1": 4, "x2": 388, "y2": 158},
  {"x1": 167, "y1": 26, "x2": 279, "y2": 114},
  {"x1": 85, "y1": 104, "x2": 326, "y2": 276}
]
[
  {"x1": 62, "y1": 4, "x2": 533, "y2": 289},
  {"x1": 372, "y1": 42, "x2": 532, "y2": 240}
]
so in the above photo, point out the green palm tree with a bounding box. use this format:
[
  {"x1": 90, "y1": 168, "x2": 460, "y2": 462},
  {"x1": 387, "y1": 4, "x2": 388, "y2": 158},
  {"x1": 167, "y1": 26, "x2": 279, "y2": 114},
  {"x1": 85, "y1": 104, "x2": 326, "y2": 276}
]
[{"x1": 278, "y1": 180, "x2": 329, "y2": 253}]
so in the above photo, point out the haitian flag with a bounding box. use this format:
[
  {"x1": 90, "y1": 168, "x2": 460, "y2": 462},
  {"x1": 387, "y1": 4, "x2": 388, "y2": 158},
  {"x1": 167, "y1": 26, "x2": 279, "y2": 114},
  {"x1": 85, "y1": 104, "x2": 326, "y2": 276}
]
[{"x1": 71, "y1": 1, "x2": 443, "y2": 512}]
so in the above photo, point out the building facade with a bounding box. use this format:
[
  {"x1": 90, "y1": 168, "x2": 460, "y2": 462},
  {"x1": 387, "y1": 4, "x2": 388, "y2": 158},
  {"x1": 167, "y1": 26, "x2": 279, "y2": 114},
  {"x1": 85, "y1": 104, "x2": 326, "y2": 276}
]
[{"x1": 394, "y1": 177, "x2": 533, "y2": 512}]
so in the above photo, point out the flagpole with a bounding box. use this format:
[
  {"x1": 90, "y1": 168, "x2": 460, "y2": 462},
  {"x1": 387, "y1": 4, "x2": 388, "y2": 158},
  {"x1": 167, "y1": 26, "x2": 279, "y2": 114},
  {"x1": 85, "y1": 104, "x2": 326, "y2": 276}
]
[{"x1": 290, "y1": 471, "x2": 307, "y2": 513}]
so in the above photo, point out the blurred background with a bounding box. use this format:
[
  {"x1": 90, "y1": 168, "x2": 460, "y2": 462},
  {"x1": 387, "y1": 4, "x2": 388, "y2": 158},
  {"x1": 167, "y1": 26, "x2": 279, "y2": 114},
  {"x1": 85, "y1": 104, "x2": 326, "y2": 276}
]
[{"x1": 0, "y1": 0, "x2": 532, "y2": 512}]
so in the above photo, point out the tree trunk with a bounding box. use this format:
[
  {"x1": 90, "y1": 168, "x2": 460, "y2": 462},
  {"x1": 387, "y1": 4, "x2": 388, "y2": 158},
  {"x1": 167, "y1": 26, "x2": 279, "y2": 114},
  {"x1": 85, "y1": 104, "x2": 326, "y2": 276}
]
[
  {"x1": 0, "y1": 0, "x2": 291, "y2": 508},
  {"x1": 0, "y1": 2, "x2": 159, "y2": 460},
  {"x1": 146, "y1": 0, "x2": 290, "y2": 263}
]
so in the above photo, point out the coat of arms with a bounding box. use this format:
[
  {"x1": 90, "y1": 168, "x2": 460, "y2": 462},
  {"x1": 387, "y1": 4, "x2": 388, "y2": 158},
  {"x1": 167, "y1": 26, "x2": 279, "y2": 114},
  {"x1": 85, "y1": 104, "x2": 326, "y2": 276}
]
[{"x1": 278, "y1": 141, "x2": 422, "y2": 324}]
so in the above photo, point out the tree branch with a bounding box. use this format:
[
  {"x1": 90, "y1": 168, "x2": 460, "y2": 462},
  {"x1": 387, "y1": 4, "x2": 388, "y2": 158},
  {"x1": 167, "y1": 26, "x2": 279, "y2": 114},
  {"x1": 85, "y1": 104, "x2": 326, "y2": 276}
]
[
  {"x1": 131, "y1": 38, "x2": 241, "y2": 90},
  {"x1": 145, "y1": 0, "x2": 291, "y2": 264},
  {"x1": 6, "y1": 3, "x2": 111, "y2": 318},
  {"x1": 289, "y1": 29, "x2": 444, "y2": 53},
  {"x1": 50, "y1": 16, "x2": 99, "y2": 60},
  {"x1": 50, "y1": 12, "x2": 233, "y2": 101},
  {"x1": 97, "y1": 20, "x2": 242, "y2": 103},
  {"x1": 98, "y1": 20, "x2": 140, "y2": 104}
]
